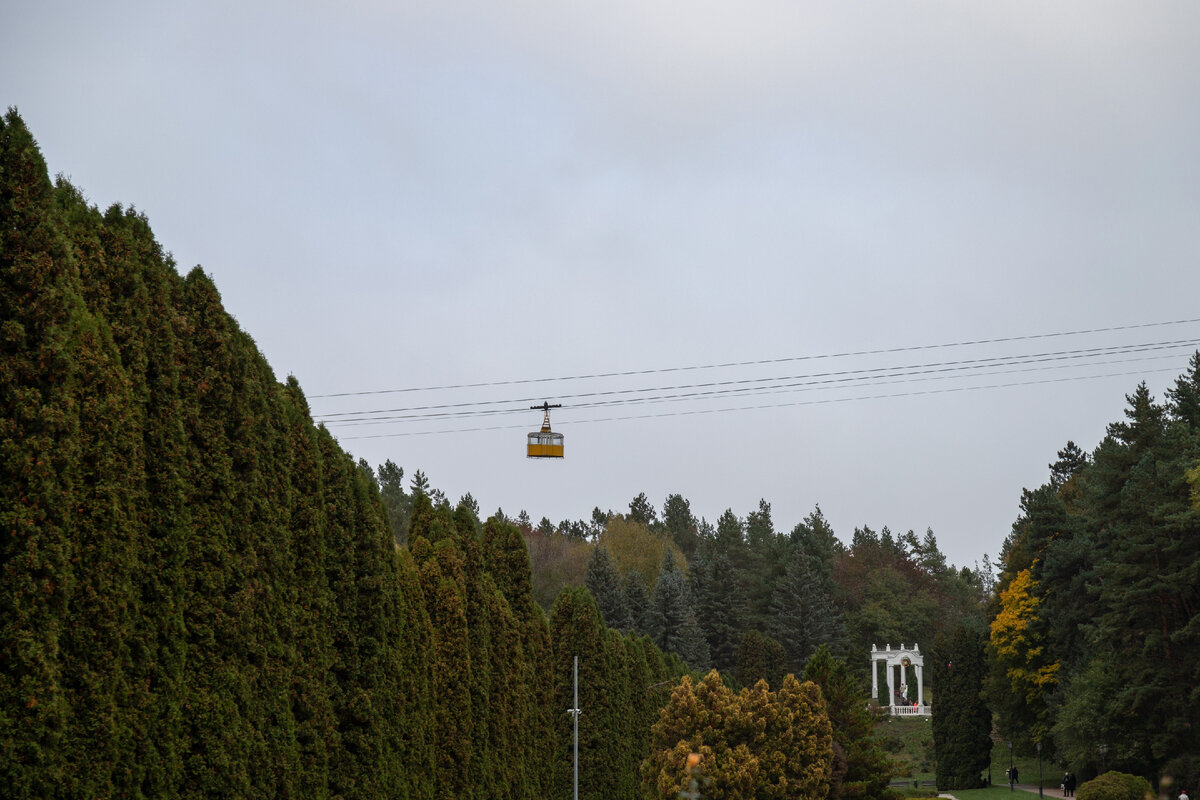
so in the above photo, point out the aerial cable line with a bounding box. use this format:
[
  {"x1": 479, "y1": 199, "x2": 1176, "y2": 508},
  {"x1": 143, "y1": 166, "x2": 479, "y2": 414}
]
[
  {"x1": 308, "y1": 317, "x2": 1200, "y2": 400},
  {"x1": 316, "y1": 338, "x2": 1199, "y2": 418},
  {"x1": 323, "y1": 349, "x2": 1189, "y2": 429},
  {"x1": 320, "y1": 346, "x2": 1196, "y2": 426},
  {"x1": 316, "y1": 338, "x2": 1199, "y2": 419},
  {"x1": 336, "y1": 364, "x2": 1182, "y2": 440},
  {"x1": 313, "y1": 339, "x2": 1200, "y2": 423}
]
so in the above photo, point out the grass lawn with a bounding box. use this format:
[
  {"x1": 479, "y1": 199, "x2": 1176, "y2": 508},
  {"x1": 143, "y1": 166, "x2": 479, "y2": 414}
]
[
  {"x1": 876, "y1": 715, "x2": 936, "y2": 781},
  {"x1": 875, "y1": 715, "x2": 1063, "y2": 792},
  {"x1": 988, "y1": 740, "x2": 1060, "y2": 790},
  {"x1": 876, "y1": 717, "x2": 1062, "y2": 792}
]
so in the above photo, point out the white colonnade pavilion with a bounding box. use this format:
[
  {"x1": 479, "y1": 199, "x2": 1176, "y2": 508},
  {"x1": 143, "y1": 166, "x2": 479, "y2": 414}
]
[{"x1": 870, "y1": 643, "x2": 930, "y2": 717}]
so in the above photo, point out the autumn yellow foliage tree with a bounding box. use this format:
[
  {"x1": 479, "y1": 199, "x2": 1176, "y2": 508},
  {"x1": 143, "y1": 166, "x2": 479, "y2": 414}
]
[
  {"x1": 988, "y1": 568, "x2": 1060, "y2": 743},
  {"x1": 641, "y1": 670, "x2": 833, "y2": 800},
  {"x1": 1187, "y1": 459, "x2": 1200, "y2": 510},
  {"x1": 599, "y1": 517, "x2": 685, "y2": 587}
]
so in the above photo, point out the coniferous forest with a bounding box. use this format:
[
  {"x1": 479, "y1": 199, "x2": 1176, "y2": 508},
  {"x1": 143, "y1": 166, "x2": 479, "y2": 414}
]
[{"x1": 5, "y1": 107, "x2": 1200, "y2": 798}]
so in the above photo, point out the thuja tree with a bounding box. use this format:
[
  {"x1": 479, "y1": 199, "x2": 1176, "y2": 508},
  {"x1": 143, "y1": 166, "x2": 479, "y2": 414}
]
[
  {"x1": 483, "y1": 516, "x2": 555, "y2": 799},
  {"x1": 931, "y1": 626, "x2": 991, "y2": 789},
  {"x1": 549, "y1": 586, "x2": 686, "y2": 800},
  {"x1": 551, "y1": 587, "x2": 611, "y2": 800},
  {"x1": 411, "y1": 531, "x2": 475, "y2": 800},
  {"x1": 1, "y1": 109, "x2": 124, "y2": 797}
]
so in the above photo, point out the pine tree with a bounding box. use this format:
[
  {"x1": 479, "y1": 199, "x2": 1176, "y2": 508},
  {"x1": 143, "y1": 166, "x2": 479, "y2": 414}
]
[
  {"x1": 661, "y1": 493, "x2": 699, "y2": 558},
  {"x1": 769, "y1": 548, "x2": 846, "y2": 672},
  {"x1": 377, "y1": 459, "x2": 411, "y2": 544},
  {"x1": 1074, "y1": 382, "x2": 1200, "y2": 773},
  {"x1": 1166, "y1": 351, "x2": 1200, "y2": 429},
  {"x1": 742, "y1": 501, "x2": 785, "y2": 628},
  {"x1": 649, "y1": 551, "x2": 709, "y2": 668},
  {"x1": 714, "y1": 508, "x2": 744, "y2": 555},
  {"x1": 676, "y1": 609, "x2": 712, "y2": 672},
  {"x1": 696, "y1": 550, "x2": 745, "y2": 673},
  {"x1": 1049, "y1": 440, "x2": 1089, "y2": 489},
  {"x1": 628, "y1": 492, "x2": 658, "y2": 526},
  {"x1": 585, "y1": 545, "x2": 632, "y2": 630},
  {"x1": 790, "y1": 505, "x2": 844, "y2": 568},
  {"x1": 623, "y1": 568, "x2": 652, "y2": 636}
]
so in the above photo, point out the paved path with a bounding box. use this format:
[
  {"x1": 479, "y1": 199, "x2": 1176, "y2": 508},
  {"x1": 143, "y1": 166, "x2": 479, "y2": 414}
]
[
  {"x1": 1014, "y1": 783, "x2": 1068, "y2": 798},
  {"x1": 936, "y1": 783, "x2": 1069, "y2": 799}
]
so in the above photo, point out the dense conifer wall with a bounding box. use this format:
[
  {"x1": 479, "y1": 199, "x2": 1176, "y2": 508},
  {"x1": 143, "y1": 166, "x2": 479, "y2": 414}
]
[
  {"x1": 0, "y1": 110, "x2": 744, "y2": 798},
  {"x1": 0, "y1": 109, "x2": 444, "y2": 798}
]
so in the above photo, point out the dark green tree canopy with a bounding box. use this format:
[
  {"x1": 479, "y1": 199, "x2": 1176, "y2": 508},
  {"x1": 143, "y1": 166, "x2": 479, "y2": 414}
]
[
  {"x1": 628, "y1": 492, "x2": 657, "y2": 526},
  {"x1": 932, "y1": 626, "x2": 991, "y2": 790},
  {"x1": 585, "y1": 545, "x2": 632, "y2": 631}
]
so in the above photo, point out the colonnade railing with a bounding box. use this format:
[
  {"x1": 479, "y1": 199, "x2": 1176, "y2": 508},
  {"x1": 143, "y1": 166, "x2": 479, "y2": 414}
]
[{"x1": 889, "y1": 704, "x2": 931, "y2": 717}]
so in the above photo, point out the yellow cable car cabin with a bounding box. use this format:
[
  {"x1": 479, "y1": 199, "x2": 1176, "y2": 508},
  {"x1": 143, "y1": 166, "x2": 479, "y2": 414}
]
[{"x1": 527, "y1": 402, "x2": 564, "y2": 459}]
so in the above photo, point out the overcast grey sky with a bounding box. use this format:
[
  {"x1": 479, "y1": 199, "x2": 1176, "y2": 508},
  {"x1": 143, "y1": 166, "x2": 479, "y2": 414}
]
[{"x1": 5, "y1": 1, "x2": 1199, "y2": 569}]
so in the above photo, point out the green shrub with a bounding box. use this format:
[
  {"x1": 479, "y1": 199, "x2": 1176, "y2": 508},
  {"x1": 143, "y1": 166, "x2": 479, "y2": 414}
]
[{"x1": 1077, "y1": 771, "x2": 1153, "y2": 800}]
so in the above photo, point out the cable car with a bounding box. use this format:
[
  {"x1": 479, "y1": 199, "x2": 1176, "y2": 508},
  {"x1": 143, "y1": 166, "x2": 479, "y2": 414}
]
[{"x1": 527, "y1": 402, "x2": 564, "y2": 458}]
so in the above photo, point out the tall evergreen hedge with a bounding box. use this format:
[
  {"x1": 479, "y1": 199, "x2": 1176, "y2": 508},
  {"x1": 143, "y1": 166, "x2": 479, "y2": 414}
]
[
  {"x1": 1, "y1": 109, "x2": 449, "y2": 798},
  {"x1": 0, "y1": 109, "x2": 705, "y2": 798}
]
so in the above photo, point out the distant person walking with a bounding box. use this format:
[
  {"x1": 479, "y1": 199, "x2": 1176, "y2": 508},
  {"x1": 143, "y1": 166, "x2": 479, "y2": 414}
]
[
  {"x1": 1063, "y1": 772, "x2": 1076, "y2": 797},
  {"x1": 1178, "y1": 789, "x2": 1188, "y2": 800}
]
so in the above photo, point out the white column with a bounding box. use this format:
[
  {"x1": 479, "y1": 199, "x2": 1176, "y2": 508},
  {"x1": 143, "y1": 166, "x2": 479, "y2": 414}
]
[
  {"x1": 886, "y1": 660, "x2": 894, "y2": 709},
  {"x1": 871, "y1": 657, "x2": 878, "y2": 699},
  {"x1": 916, "y1": 664, "x2": 924, "y2": 708}
]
